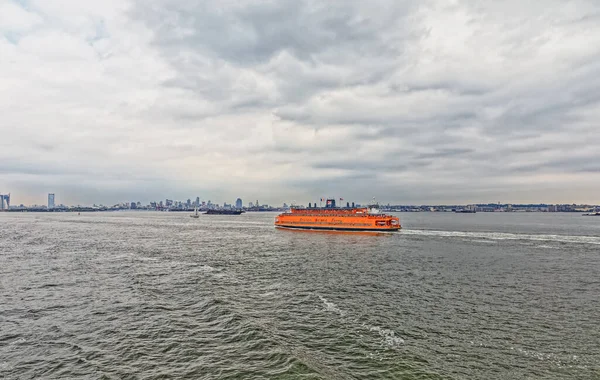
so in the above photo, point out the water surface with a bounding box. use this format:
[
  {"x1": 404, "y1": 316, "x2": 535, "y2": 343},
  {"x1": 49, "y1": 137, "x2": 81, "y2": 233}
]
[{"x1": 1, "y1": 211, "x2": 599, "y2": 379}]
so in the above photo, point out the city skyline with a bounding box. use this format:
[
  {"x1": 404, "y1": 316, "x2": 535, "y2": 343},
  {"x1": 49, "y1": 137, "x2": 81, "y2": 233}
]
[
  {"x1": 1, "y1": 191, "x2": 599, "y2": 212},
  {"x1": 1, "y1": 1, "x2": 600, "y2": 205},
  {"x1": 4, "y1": 190, "x2": 600, "y2": 209}
]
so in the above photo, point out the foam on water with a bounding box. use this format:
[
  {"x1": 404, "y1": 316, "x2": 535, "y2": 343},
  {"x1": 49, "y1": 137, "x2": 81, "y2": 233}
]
[
  {"x1": 368, "y1": 326, "x2": 405, "y2": 348},
  {"x1": 318, "y1": 295, "x2": 345, "y2": 316},
  {"x1": 9, "y1": 338, "x2": 26, "y2": 346},
  {"x1": 197, "y1": 264, "x2": 216, "y2": 272},
  {"x1": 510, "y1": 347, "x2": 590, "y2": 369},
  {"x1": 403, "y1": 229, "x2": 600, "y2": 245},
  {"x1": 465, "y1": 340, "x2": 590, "y2": 369}
]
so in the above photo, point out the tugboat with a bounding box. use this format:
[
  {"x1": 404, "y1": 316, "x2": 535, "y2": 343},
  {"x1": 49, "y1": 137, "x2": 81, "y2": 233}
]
[
  {"x1": 275, "y1": 199, "x2": 400, "y2": 232},
  {"x1": 204, "y1": 209, "x2": 244, "y2": 215}
]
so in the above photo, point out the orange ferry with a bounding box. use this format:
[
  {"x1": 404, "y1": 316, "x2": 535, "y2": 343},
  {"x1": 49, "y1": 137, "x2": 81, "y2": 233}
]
[{"x1": 275, "y1": 199, "x2": 401, "y2": 232}]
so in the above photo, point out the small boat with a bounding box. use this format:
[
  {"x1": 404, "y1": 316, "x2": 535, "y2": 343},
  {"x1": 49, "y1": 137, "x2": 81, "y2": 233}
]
[
  {"x1": 582, "y1": 212, "x2": 600, "y2": 216},
  {"x1": 190, "y1": 205, "x2": 199, "y2": 218}
]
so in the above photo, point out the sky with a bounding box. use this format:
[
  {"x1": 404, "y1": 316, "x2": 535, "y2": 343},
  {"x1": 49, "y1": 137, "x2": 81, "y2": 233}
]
[{"x1": 1, "y1": 0, "x2": 599, "y2": 206}]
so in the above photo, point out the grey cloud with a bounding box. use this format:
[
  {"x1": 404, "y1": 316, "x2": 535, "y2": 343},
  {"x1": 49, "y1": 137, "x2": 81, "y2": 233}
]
[
  {"x1": 137, "y1": 1, "x2": 417, "y2": 64},
  {"x1": 511, "y1": 155, "x2": 600, "y2": 174},
  {"x1": 0, "y1": 159, "x2": 89, "y2": 176},
  {"x1": 312, "y1": 161, "x2": 409, "y2": 172},
  {"x1": 579, "y1": 167, "x2": 600, "y2": 173},
  {"x1": 2, "y1": 0, "x2": 600, "y2": 205},
  {"x1": 415, "y1": 148, "x2": 475, "y2": 159},
  {"x1": 396, "y1": 83, "x2": 491, "y2": 97},
  {"x1": 0, "y1": 158, "x2": 163, "y2": 182},
  {"x1": 135, "y1": 0, "x2": 423, "y2": 107}
]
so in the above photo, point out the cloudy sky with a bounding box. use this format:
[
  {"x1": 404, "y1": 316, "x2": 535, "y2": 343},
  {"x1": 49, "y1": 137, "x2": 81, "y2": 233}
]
[{"x1": 1, "y1": 0, "x2": 599, "y2": 206}]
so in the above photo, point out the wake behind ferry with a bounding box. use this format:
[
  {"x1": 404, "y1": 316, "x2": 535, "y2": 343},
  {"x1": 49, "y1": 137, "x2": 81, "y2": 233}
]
[{"x1": 275, "y1": 199, "x2": 401, "y2": 232}]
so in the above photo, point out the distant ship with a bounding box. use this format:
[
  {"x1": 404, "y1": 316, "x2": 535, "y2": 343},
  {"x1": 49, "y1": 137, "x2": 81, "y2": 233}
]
[
  {"x1": 455, "y1": 209, "x2": 476, "y2": 213},
  {"x1": 582, "y1": 212, "x2": 600, "y2": 216},
  {"x1": 275, "y1": 199, "x2": 401, "y2": 232},
  {"x1": 204, "y1": 209, "x2": 244, "y2": 215}
]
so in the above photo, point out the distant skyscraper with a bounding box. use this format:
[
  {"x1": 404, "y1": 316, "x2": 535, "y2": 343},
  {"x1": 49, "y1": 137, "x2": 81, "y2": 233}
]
[
  {"x1": 0, "y1": 193, "x2": 9, "y2": 210},
  {"x1": 196, "y1": 197, "x2": 200, "y2": 206},
  {"x1": 48, "y1": 193, "x2": 55, "y2": 209},
  {"x1": 235, "y1": 198, "x2": 243, "y2": 209}
]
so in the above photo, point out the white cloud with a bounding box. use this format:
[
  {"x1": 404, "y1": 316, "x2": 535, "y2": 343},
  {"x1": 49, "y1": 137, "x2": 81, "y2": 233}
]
[{"x1": 0, "y1": 0, "x2": 42, "y2": 33}]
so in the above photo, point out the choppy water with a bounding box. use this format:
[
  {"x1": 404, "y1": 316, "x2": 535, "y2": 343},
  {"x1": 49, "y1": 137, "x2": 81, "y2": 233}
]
[{"x1": 1, "y1": 211, "x2": 599, "y2": 379}]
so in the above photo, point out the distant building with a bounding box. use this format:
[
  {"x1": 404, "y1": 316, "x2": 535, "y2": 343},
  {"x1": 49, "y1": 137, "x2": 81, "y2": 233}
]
[
  {"x1": 249, "y1": 202, "x2": 254, "y2": 208},
  {"x1": 235, "y1": 198, "x2": 243, "y2": 209},
  {"x1": 130, "y1": 202, "x2": 137, "y2": 209},
  {"x1": 196, "y1": 197, "x2": 200, "y2": 206},
  {"x1": 0, "y1": 193, "x2": 9, "y2": 210},
  {"x1": 48, "y1": 193, "x2": 55, "y2": 209}
]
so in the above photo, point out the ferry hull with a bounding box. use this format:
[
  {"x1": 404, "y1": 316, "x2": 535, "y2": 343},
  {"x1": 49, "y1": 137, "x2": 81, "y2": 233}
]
[{"x1": 276, "y1": 225, "x2": 401, "y2": 232}]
